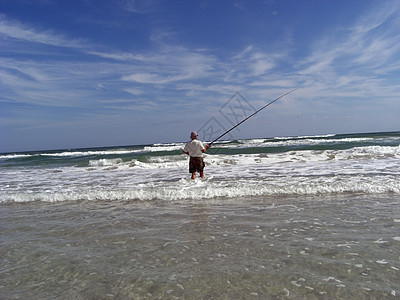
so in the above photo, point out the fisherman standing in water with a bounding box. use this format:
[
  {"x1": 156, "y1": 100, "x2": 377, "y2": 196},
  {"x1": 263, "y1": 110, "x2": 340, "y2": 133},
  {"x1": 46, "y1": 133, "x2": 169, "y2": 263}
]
[{"x1": 183, "y1": 131, "x2": 210, "y2": 180}]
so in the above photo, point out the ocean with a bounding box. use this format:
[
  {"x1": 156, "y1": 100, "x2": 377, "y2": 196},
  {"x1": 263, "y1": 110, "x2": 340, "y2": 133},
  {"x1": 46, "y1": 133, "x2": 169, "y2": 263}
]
[{"x1": 1, "y1": 131, "x2": 399, "y2": 299}]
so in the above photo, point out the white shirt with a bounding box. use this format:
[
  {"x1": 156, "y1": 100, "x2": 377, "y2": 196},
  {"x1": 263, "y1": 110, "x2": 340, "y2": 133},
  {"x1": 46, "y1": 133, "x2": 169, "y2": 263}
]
[{"x1": 183, "y1": 139, "x2": 205, "y2": 157}]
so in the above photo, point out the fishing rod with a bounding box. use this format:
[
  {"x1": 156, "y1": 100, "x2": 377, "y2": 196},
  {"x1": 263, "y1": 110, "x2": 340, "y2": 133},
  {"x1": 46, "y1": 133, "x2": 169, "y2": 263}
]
[{"x1": 208, "y1": 89, "x2": 296, "y2": 146}]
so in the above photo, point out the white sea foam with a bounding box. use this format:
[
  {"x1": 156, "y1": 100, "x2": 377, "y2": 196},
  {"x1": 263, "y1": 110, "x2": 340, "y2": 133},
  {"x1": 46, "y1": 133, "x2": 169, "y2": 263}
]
[
  {"x1": 0, "y1": 149, "x2": 143, "y2": 160},
  {"x1": 88, "y1": 158, "x2": 124, "y2": 167},
  {"x1": 0, "y1": 153, "x2": 32, "y2": 160},
  {"x1": 44, "y1": 151, "x2": 128, "y2": 157},
  {"x1": 1, "y1": 135, "x2": 400, "y2": 203},
  {"x1": 217, "y1": 137, "x2": 375, "y2": 150},
  {"x1": 1, "y1": 145, "x2": 184, "y2": 160},
  {"x1": 2, "y1": 159, "x2": 400, "y2": 203},
  {"x1": 143, "y1": 144, "x2": 184, "y2": 152},
  {"x1": 274, "y1": 134, "x2": 336, "y2": 140}
]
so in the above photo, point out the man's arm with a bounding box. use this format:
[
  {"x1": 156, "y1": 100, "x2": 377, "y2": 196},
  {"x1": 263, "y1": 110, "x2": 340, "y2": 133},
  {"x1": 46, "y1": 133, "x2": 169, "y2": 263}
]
[{"x1": 202, "y1": 144, "x2": 210, "y2": 153}]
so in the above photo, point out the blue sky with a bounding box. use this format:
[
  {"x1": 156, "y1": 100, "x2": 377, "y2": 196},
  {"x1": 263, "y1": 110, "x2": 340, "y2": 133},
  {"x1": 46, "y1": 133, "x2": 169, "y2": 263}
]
[{"x1": 1, "y1": 0, "x2": 400, "y2": 152}]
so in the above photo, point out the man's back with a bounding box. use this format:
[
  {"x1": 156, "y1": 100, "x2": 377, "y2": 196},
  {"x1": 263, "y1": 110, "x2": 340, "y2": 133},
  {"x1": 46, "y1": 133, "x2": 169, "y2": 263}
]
[{"x1": 184, "y1": 139, "x2": 205, "y2": 157}]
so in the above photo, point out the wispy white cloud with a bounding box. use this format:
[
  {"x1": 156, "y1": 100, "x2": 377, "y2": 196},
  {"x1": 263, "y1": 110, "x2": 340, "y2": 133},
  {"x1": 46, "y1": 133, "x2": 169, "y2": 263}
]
[
  {"x1": 123, "y1": 88, "x2": 145, "y2": 96},
  {"x1": 105, "y1": 102, "x2": 158, "y2": 111},
  {"x1": 88, "y1": 51, "x2": 151, "y2": 62},
  {"x1": 119, "y1": 45, "x2": 217, "y2": 85},
  {"x1": 0, "y1": 15, "x2": 87, "y2": 49},
  {"x1": 294, "y1": 1, "x2": 400, "y2": 102},
  {"x1": 122, "y1": 0, "x2": 161, "y2": 14},
  {"x1": 0, "y1": 14, "x2": 288, "y2": 112}
]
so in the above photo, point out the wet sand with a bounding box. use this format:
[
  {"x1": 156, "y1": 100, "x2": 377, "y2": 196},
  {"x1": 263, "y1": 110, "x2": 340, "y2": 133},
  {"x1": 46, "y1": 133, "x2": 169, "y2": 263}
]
[{"x1": 1, "y1": 194, "x2": 399, "y2": 299}]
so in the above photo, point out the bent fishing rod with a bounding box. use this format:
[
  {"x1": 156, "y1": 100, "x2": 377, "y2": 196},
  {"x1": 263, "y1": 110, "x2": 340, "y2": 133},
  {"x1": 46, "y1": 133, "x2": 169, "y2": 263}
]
[{"x1": 208, "y1": 89, "x2": 296, "y2": 146}]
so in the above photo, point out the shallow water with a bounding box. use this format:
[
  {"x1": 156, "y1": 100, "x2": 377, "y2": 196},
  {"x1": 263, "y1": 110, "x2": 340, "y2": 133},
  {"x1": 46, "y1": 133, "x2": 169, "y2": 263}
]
[{"x1": 1, "y1": 194, "x2": 399, "y2": 299}]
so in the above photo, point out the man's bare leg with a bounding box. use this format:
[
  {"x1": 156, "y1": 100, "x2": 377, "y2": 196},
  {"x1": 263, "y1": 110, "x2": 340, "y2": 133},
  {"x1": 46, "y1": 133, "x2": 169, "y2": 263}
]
[
  {"x1": 191, "y1": 172, "x2": 196, "y2": 180},
  {"x1": 200, "y1": 172, "x2": 204, "y2": 178}
]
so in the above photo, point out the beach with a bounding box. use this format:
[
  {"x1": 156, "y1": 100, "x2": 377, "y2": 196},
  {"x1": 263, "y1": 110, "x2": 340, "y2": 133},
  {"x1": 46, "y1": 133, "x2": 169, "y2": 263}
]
[
  {"x1": 1, "y1": 132, "x2": 400, "y2": 299},
  {"x1": 2, "y1": 195, "x2": 399, "y2": 299}
]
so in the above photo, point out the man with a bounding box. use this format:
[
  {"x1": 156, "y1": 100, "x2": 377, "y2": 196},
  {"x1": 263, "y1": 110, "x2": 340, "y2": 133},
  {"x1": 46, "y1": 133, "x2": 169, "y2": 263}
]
[{"x1": 183, "y1": 131, "x2": 210, "y2": 180}]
